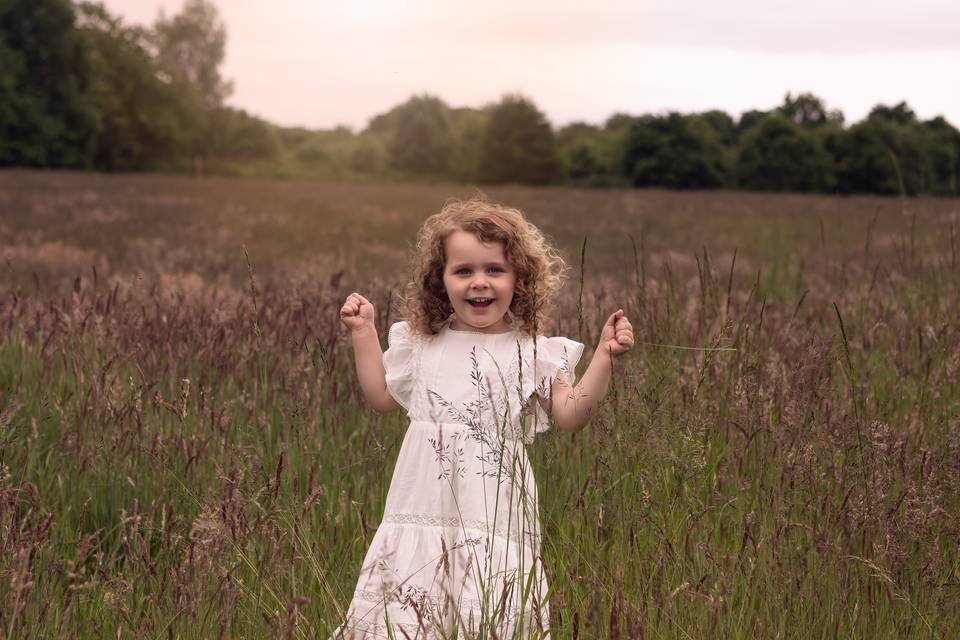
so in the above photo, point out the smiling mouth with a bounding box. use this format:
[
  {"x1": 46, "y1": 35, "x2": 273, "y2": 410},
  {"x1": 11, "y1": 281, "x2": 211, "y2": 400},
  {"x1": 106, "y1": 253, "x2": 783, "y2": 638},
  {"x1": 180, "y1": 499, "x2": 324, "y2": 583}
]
[{"x1": 467, "y1": 298, "x2": 494, "y2": 307}]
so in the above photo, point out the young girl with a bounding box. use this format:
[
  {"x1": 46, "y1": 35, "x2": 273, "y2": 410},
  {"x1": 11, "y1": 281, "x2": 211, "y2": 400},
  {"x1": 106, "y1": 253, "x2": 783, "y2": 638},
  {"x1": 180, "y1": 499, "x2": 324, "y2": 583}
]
[{"x1": 334, "y1": 198, "x2": 634, "y2": 639}]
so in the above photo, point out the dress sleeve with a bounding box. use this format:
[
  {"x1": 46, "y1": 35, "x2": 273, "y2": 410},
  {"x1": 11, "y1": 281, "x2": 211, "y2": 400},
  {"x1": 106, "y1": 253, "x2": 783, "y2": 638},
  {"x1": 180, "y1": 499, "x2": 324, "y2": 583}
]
[
  {"x1": 382, "y1": 321, "x2": 417, "y2": 411},
  {"x1": 524, "y1": 335, "x2": 585, "y2": 437}
]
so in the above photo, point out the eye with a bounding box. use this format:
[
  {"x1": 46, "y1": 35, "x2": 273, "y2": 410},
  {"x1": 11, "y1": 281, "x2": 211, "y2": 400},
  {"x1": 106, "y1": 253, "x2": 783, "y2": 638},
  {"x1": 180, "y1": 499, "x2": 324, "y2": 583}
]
[{"x1": 452, "y1": 267, "x2": 505, "y2": 275}]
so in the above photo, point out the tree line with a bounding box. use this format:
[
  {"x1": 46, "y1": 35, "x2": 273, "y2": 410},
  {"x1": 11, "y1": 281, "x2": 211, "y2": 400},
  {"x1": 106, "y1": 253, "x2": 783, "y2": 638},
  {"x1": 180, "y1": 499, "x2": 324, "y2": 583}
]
[{"x1": 2, "y1": 0, "x2": 958, "y2": 196}]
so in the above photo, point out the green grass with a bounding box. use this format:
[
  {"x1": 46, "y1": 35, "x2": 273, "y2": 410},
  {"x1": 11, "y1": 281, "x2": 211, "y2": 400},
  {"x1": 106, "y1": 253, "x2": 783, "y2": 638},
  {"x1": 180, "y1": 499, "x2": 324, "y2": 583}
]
[{"x1": 0, "y1": 170, "x2": 958, "y2": 637}]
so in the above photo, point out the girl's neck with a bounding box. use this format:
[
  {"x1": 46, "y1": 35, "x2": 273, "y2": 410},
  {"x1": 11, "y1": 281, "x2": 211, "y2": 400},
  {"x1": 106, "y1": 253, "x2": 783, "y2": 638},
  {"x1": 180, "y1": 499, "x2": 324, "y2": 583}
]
[{"x1": 446, "y1": 318, "x2": 516, "y2": 335}]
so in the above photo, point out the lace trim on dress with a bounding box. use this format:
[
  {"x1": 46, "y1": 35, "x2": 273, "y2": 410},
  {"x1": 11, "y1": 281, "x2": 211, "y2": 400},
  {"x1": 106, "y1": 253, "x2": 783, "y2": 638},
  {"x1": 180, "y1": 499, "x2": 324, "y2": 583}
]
[
  {"x1": 380, "y1": 512, "x2": 541, "y2": 545},
  {"x1": 334, "y1": 616, "x2": 437, "y2": 638},
  {"x1": 338, "y1": 595, "x2": 543, "y2": 635},
  {"x1": 352, "y1": 588, "x2": 543, "y2": 613}
]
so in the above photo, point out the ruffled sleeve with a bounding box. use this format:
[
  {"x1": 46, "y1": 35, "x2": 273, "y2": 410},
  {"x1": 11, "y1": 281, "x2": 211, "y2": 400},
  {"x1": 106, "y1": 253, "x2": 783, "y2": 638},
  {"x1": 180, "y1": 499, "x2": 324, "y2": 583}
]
[
  {"x1": 523, "y1": 335, "x2": 585, "y2": 437},
  {"x1": 382, "y1": 321, "x2": 417, "y2": 411}
]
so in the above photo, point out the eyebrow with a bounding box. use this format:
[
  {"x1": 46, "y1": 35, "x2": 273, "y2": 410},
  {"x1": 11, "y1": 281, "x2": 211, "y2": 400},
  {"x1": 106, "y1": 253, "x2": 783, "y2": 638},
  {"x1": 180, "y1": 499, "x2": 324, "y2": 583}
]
[{"x1": 448, "y1": 261, "x2": 508, "y2": 269}]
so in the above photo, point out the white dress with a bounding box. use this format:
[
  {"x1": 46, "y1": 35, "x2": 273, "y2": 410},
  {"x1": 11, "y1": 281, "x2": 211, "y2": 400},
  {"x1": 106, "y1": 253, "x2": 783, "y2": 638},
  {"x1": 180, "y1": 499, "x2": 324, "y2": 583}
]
[{"x1": 332, "y1": 319, "x2": 584, "y2": 639}]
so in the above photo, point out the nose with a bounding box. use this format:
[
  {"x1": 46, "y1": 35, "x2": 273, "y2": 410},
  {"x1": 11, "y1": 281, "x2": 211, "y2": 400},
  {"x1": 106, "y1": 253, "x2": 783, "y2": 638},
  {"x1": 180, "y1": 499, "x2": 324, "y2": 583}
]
[{"x1": 470, "y1": 274, "x2": 489, "y2": 290}]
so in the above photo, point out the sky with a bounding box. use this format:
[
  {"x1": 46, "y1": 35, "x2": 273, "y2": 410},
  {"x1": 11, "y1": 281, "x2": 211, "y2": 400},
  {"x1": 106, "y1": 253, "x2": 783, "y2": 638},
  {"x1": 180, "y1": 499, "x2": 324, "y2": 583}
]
[{"x1": 102, "y1": 0, "x2": 960, "y2": 132}]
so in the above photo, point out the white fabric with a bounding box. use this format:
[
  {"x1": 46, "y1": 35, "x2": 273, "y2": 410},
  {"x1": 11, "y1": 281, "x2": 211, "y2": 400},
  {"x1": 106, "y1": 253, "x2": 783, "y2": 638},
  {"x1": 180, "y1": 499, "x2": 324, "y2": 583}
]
[{"x1": 332, "y1": 320, "x2": 584, "y2": 639}]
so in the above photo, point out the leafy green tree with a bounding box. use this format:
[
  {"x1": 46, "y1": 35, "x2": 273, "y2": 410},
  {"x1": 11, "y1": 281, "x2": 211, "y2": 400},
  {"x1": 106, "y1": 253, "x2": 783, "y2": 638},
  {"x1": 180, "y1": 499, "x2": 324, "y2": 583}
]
[
  {"x1": 918, "y1": 117, "x2": 960, "y2": 195},
  {"x1": 294, "y1": 137, "x2": 332, "y2": 166},
  {"x1": 276, "y1": 126, "x2": 311, "y2": 149},
  {"x1": 152, "y1": 0, "x2": 232, "y2": 173},
  {"x1": 621, "y1": 113, "x2": 726, "y2": 189},
  {"x1": 557, "y1": 122, "x2": 601, "y2": 182},
  {"x1": 699, "y1": 110, "x2": 737, "y2": 146},
  {"x1": 387, "y1": 94, "x2": 452, "y2": 175},
  {"x1": 349, "y1": 134, "x2": 387, "y2": 174},
  {"x1": 604, "y1": 112, "x2": 636, "y2": 131},
  {"x1": 566, "y1": 144, "x2": 603, "y2": 182},
  {"x1": 0, "y1": 0, "x2": 99, "y2": 167},
  {"x1": 736, "y1": 113, "x2": 835, "y2": 192},
  {"x1": 832, "y1": 120, "x2": 905, "y2": 194},
  {"x1": 77, "y1": 2, "x2": 190, "y2": 170},
  {"x1": 478, "y1": 94, "x2": 560, "y2": 185},
  {"x1": 366, "y1": 103, "x2": 403, "y2": 135},
  {"x1": 829, "y1": 115, "x2": 935, "y2": 195},
  {"x1": 813, "y1": 120, "x2": 846, "y2": 187},
  {"x1": 868, "y1": 102, "x2": 916, "y2": 126},
  {"x1": 694, "y1": 112, "x2": 738, "y2": 187},
  {"x1": 557, "y1": 121, "x2": 600, "y2": 147},
  {"x1": 153, "y1": 0, "x2": 232, "y2": 109},
  {"x1": 448, "y1": 107, "x2": 488, "y2": 182},
  {"x1": 595, "y1": 115, "x2": 637, "y2": 185},
  {"x1": 215, "y1": 107, "x2": 279, "y2": 160},
  {"x1": 736, "y1": 110, "x2": 767, "y2": 137},
  {"x1": 290, "y1": 125, "x2": 353, "y2": 170},
  {"x1": 556, "y1": 121, "x2": 626, "y2": 186},
  {"x1": 779, "y1": 92, "x2": 844, "y2": 127}
]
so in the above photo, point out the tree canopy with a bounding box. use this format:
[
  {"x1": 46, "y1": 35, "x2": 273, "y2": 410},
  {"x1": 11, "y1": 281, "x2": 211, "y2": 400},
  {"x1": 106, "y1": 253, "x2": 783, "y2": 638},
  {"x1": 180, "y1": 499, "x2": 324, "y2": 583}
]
[
  {"x1": 622, "y1": 113, "x2": 726, "y2": 189},
  {"x1": 2, "y1": 4, "x2": 958, "y2": 196},
  {"x1": 0, "y1": 0, "x2": 99, "y2": 167},
  {"x1": 478, "y1": 94, "x2": 560, "y2": 185},
  {"x1": 386, "y1": 95, "x2": 452, "y2": 176},
  {"x1": 736, "y1": 113, "x2": 835, "y2": 192}
]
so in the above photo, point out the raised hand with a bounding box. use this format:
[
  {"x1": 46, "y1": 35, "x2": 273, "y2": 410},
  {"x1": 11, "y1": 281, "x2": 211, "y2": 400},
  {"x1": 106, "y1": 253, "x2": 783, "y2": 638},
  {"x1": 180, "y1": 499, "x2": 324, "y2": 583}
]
[
  {"x1": 339, "y1": 292, "x2": 376, "y2": 334},
  {"x1": 598, "y1": 309, "x2": 634, "y2": 357}
]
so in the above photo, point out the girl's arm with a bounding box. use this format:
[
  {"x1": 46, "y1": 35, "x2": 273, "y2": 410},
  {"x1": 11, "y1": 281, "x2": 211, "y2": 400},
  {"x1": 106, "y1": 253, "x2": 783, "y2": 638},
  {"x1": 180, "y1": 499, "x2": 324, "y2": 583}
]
[
  {"x1": 350, "y1": 325, "x2": 401, "y2": 412},
  {"x1": 340, "y1": 293, "x2": 401, "y2": 413},
  {"x1": 539, "y1": 309, "x2": 634, "y2": 432}
]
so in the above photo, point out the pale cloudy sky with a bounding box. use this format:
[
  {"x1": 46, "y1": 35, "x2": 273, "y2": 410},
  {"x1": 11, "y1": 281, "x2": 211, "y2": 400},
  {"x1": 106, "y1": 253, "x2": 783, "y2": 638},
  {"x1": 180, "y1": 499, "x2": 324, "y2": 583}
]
[{"x1": 102, "y1": 0, "x2": 960, "y2": 131}]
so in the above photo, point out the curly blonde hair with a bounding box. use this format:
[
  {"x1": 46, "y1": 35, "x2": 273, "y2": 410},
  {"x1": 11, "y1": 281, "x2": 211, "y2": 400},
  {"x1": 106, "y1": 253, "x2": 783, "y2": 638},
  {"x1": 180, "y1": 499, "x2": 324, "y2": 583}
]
[{"x1": 400, "y1": 197, "x2": 567, "y2": 338}]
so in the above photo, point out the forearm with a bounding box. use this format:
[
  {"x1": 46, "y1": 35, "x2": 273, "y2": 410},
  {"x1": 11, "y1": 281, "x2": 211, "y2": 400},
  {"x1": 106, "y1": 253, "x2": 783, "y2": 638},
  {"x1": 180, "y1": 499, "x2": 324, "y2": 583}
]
[
  {"x1": 350, "y1": 326, "x2": 399, "y2": 412},
  {"x1": 553, "y1": 346, "x2": 613, "y2": 432}
]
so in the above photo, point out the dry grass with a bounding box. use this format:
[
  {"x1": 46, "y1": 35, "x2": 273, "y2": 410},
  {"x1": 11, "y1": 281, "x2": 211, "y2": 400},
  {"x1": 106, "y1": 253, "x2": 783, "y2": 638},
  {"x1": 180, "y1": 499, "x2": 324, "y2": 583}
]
[{"x1": 0, "y1": 169, "x2": 958, "y2": 638}]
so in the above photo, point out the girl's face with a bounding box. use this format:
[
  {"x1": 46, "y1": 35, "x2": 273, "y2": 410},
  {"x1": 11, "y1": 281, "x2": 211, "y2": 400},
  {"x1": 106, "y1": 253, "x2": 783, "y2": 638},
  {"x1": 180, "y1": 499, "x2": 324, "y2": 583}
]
[{"x1": 441, "y1": 229, "x2": 516, "y2": 334}]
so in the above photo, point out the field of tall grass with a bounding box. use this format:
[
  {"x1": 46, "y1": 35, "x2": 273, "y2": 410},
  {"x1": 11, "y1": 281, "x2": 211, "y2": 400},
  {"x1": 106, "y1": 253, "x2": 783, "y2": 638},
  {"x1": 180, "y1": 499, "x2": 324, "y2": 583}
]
[{"x1": 1, "y1": 169, "x2": 958, "y2": 638}]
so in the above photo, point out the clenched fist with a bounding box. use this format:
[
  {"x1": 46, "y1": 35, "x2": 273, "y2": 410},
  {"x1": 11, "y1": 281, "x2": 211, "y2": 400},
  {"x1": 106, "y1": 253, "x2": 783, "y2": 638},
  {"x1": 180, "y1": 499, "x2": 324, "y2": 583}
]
[
  {"x1": 340, "y1": 292, "x2": 376, "y2": 334},
  {"x1": 598, "y1": 309, "x2": 634, "y2": 357}
]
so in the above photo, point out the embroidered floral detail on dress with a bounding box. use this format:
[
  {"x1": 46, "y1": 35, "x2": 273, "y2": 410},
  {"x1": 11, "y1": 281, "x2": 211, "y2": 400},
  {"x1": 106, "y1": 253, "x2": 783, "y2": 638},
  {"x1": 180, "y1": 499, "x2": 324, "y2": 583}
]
[{"x1": 426, "y1": 345, "x2": 533, "y2": 478}]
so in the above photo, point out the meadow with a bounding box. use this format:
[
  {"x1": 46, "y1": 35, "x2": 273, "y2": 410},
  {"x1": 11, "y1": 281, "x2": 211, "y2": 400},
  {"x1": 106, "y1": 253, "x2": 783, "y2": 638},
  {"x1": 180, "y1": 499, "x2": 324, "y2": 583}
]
[{"x1": 1, "y1": 169, "x2": 958, "y2": 638}]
